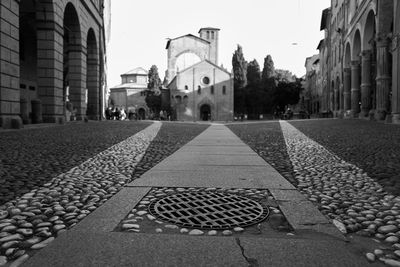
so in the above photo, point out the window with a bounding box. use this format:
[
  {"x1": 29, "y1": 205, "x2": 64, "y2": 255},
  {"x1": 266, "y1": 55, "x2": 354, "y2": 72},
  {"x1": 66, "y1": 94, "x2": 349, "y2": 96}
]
[
  {"x1": 198, "y1": 86, "x2": 201, "y2": 95},
  {"x1": 211, "y1": 86, "x2": 214, "y2": 95},
  {"x1": 211, "y1": 31, "x2": 215, "y2": 39},
  {"x1": 207, "y1": 31, "x2": 210, "y2": 39},
  {"x1": 222, "y1": 86, "x2": 226, "y2": 95},
  {"x1": 202, "y1": 76, "x2": 210, "y2": 85},
  {"x1": 184, "y1": 85, "x2": 188, "y2": 90}
]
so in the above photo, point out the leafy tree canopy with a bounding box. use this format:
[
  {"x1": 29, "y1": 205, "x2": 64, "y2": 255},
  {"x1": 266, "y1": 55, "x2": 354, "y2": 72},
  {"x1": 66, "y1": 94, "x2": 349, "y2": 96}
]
[{"x1": 148, "y1": 65, "x2": 162, "y2": 90}]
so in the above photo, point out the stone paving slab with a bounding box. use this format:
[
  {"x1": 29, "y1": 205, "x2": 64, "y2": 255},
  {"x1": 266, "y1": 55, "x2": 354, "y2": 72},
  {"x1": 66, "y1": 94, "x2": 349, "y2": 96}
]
[
  {"x1": 178, "y1": 145, "x2": 255, "y2": 154},
  {"x1": 71, "y1": 187, "x2": 151, "y2": 233},
  {"x1": 237, "y1": 237, "x2": 380, "y2": 267},
  {"x1": 24, "y1": 232, "x2": 372, "y2": 267},
  {"x1": 153, "y1": 154, "x2": 268, "y2": 167},
  {"x1": 24, "y1": 232, "x2": 247, "y2": 267},
  {"x1": 129, "y1": 168, "x2": 294, "y2": 189}
]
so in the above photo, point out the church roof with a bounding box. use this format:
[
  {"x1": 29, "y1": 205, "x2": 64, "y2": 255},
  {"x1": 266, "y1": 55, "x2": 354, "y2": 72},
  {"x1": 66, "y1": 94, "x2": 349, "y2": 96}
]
[
  {"x1": 110, "y1": 83, "x2": 147, "y2": 90},
  {"x1": 198, "y1": 27, "x2": 220, "y2": 33},
  {"x1": 121, "y1": 67, "x2": 148, "y2": 76},
  {"x1": 178, "y1": 59, "x2": 231, "y2": 76},
  {"x1": 166, "y1": 34, "x2": 210, "y2": 49}
]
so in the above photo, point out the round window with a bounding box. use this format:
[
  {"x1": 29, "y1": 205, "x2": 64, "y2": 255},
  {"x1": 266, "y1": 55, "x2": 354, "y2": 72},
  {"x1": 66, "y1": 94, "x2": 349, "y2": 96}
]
[{"x1": 202, "y1": 76, "x2": 210, "y2": 85}]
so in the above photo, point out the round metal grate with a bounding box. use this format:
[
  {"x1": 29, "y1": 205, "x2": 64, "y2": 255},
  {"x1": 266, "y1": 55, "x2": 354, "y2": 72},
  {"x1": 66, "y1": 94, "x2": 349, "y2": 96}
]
[{"x1": 148, "y1": 190, "x2": 269, "y2": 230}]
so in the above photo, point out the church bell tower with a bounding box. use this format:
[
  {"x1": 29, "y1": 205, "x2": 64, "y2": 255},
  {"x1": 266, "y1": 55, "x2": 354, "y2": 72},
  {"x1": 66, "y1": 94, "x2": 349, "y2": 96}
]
[{"x1": 198, "y1": 27, "x2": 220, "y2": 65}]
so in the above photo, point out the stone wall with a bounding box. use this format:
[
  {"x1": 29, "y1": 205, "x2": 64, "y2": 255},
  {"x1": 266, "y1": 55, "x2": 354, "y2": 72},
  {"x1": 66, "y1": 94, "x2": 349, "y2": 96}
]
[{"x1": 0, "y1": 0, "x2": 106, "y2": 128}]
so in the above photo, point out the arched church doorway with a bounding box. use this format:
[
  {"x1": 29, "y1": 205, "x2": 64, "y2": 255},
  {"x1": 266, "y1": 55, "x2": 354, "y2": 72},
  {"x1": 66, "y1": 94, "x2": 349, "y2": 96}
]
[
  {"x1": 138, "y1": 108, "x2": 146, "y2": 120},
  {"x1": 200, "y1": 104, "x2": 211, "y2": 121}
]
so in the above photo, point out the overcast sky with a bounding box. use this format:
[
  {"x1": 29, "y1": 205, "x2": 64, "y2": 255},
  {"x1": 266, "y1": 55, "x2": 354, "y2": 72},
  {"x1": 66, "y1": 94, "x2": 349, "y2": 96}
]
[{"x1": 107, "y1": 0, "x2": 330, "y2": 88}]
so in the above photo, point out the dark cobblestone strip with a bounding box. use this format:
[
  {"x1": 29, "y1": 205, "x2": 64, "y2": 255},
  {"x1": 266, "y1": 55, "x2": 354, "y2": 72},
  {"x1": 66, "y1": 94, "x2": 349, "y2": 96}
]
[
  {"x1": 227, "y1": 122, "x2": 297, "y2": 186},
  {"x1": 131, "y1": 122, "x2": 210, "y2": 180},
  {"x1": 0, "y1": 121, "x2": 152, "y2": 205}
]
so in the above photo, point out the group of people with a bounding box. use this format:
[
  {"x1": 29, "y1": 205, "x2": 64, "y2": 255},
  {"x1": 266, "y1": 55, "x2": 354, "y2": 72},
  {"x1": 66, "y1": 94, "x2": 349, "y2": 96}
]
[{"x1": 105, "y1": 107, "x2": 127, "y2": 120}]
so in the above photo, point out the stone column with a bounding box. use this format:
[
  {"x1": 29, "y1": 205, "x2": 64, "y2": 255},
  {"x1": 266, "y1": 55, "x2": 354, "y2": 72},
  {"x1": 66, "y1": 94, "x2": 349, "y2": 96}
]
[
  {"x1": 343, "y1": 68, "x2": 351, "y2": 111},
  {"x1": 0, "y1": 0, "x2": 23, "y2": 129},
  {"x1": 334, "y1": 88, "x2": 338, "y2": 113},
  {"x1": 375, "y1": 39, "x2": 391, "y2": 120},
  {"x1": 37, "y1": 20, "x2": 64, "y2": 123},
  {"x1": 339, "y1": 84, "x2": 344, "y2": 111},
  {"x1": 360, "y1": 50, "x2": 372, "y2": 117},
  {"x1": 351, "y1": 61, "x2": 361, "y2": 116},
  {"x1": 393, "y1": 33, "x2": 400, "y2": 123}
]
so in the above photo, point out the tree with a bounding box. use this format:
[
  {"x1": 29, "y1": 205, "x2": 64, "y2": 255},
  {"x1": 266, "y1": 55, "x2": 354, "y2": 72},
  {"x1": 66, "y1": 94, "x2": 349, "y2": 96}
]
[
  {"x1": 245, "y1": 59, "x2": 265, "y2": 119},
  {"x1": 232, "y1": 45, "x2": 247, "y2": 90},
  {"x1": 274, "y1": 78, "x2": 303, "y2": 113},
  {"x1": 246, "y1": 59, "x2": 261, "y2": 86},
  {"x1": 148, "y1": 65, "x2": 162, "y2": 90},
  {"x1": 261, "y1": 55, "x2": 277, "y2": 114},
  {"x1": 261, "y1": 55, "x2": 275, "y2": 81},
  {"x1": 232, "y1": 45, "x2": 248, "y2": 115},
  {"x1": 145, "y1": 65, "x2": 162, "y2": 116}
]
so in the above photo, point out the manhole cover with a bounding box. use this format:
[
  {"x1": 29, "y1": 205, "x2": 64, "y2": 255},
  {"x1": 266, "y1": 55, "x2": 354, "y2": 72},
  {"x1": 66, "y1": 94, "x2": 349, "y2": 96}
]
[{"x1": 148, "y1": 190, "x2": 269, "y2": 229}]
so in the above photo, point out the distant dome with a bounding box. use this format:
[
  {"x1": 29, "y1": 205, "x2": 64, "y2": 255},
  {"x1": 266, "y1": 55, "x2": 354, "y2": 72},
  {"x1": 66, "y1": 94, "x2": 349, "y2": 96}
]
[{"x1": 123, "y1": 67, "x2": 148, "y2": 76}]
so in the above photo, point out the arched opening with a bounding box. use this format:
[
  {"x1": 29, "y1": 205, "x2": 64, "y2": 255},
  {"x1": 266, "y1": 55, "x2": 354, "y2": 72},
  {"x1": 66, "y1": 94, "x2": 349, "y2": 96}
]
[
  {"x1": 86, "y1": 28, "x2": 99, "y2": 120},
  {"x1": 330, "y1": 80, "x2": 335, "y2": 112},
  {"x1": 352, "y1": 30, "x2": 362, "y2": 115},
  {"x1": 200, "y1": 104, "x2": 211, "y2": 121},
  {"x1": 19, "y1": 0, "x2": 38, "y2": 124},
  {"x1": 344, "y1": 42, "x2": 352, "y2": 111},
  {"x1": 363, "y1": 10, "x2": 377, "y2": 114},
  {"x1": 336, "y1": 76, "x2": 340, "y2": 111},
  {"x1": 63, "y1": 3, "x2": 82, "y2": 121},
  {"x1": 183, "y1": 95, "x2": 189, "y2": 105},
  {"x1": 175, "y1": 52, "x2": 201, "y2": 73},
  {"x1": 138, "y1": 108, "x2": 146, "y2": 120}
]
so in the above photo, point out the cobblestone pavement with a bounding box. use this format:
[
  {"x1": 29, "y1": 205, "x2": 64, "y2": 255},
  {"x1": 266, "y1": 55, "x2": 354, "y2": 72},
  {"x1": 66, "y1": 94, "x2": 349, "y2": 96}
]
[
  {"x1": 290, "y1": 119, "x2": 400, "y2": 195},
  {"x1": 0, "y1": 122, "x2": 209, "y2": 266},
  {"x1": 228, "y1": 122, "x2": 297, "y2": 186},
  {"x1": 0, "y1": 121, "x2": 152, "y2": 205},
  {"x1": 131, "y1": 122, "x2": 210, "y2": 180},
  {"x1": 230, "y1": 120, "x2": 400, "y2": 265}
]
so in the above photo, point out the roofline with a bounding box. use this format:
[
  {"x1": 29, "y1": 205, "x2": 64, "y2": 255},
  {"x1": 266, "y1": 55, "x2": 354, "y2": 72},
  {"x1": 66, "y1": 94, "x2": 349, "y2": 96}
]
[
  {"x1": 178, "y1": 59, "x2": 231, "y2": 76},
  {"x1": 320, "y1": 8, "x2": 330, "y2": 31},
  {"x1": 166, "y1": 34, "x2": 210, "y2": 49},
  {"x1": 317, "y1": 39, "x2": 324, "y2": 50},
  {"x1": 198, "y1": 27, "x2": 220, "y2": 33}
]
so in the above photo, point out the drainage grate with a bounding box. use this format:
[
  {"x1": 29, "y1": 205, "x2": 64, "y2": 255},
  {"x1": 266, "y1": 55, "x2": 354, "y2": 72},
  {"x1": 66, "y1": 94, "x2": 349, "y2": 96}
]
[{"x1": 148, "y1": 189, "x2": 269, "y2": 230}]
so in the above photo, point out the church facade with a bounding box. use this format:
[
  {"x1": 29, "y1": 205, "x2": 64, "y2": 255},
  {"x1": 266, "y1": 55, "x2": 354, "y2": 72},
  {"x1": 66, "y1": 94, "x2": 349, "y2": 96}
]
[{"x1": 165, "y1": 27, "x2": 234, "y2": 121}]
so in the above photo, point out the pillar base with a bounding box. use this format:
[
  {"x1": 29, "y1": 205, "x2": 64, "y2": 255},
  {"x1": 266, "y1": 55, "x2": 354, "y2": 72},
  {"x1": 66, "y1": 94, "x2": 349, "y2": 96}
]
[
  {"x1": 343, "y1": 110, "x2": 352, "y2": 119},
  {"x1": 43, "y1": 115, "x2": 66, "y2": 124},
  {"x1": 359, "y1": 110, "x2": 370, "y2": 119},
  {"x1": 87, "y1": 115, "x2": 101, "y2": 121},
  {"x1": 368, "y1": 110, "x2": 376, "y2": 120},
  {"x1": 350, "y1": 110, "x2": 359, "y2": 118},
  {"x1": 375, "y1": 110, "x2": 387, "y2": 121},
  {"x1": 392, "y1": 114, "x2": 400, "y2": 124},
  {"x1": 0, "y1": 115, "x2": 23, "y2": 129},
  {"x1": 385, "y1": 114, "x2": 393, "y2": 124}
]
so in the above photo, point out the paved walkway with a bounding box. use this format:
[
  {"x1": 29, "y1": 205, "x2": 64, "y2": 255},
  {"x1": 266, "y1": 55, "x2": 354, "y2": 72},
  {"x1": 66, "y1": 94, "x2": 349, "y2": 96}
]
[{"x1": 25, "y1": 124, "x2": 378, "y2": 267}]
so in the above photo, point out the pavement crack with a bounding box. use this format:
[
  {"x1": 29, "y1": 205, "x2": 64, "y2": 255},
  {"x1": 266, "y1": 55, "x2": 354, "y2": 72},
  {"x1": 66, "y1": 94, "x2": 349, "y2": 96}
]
[{"x1": 235, "y1": 238, "x2": 259, "y2": 267}]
